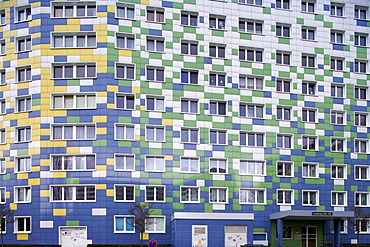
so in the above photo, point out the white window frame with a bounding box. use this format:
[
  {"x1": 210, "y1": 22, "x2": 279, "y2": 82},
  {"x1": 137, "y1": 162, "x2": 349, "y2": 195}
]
[
  {"x1": 238, "y1": 0, "x2": 262, "y2": 6},
  {"x1": 181, "y1": 127, "x2": 199, "y2": 144},
  {"x1": 302, "y1": 108, "x2": 317, "y2": 123},
  {"x1": 145, "y1": 186, "x2": 165, "y2": 202},
  {"x1": 16, "y1": 66, "x2": 31, "y2": 83},
  {"x1": 209, "y1": 187, "x2": 228, "y2": 204},
  {"x1": 330, "y1": 57, "x2": 344, "y2": 71},
  {"x1": 15, "y1": 5, "x2": 31, "y2": 23},
  {"x1": 0, "y1": 39, "x2": 5, "y2": 55},
  {"x1": 239, "y1": 160, "x2": 265, "y2": 176},
  {"x1": 355, "y1": 139, "x2": 369, "y2": 154},
  {"x1": 52, "y1": 63, "x2": 96, "y2": 79},
  {"x1": 209, "y1": 158, "x2": 227, "y2": 174},
  {"x1": 355, "y1": 33, "x2": 368, "y2": 47},
  {"x1": 15, "y1": 35, "x2": 31, "y2": 53},
  {"x1": 331, "y1": 137, "x2": 345, "y2": 152},
  {"x1": 331, "y1": 84, "x2": 344, "y2": 98},
  {"x1": 355, "y1": 86, "x2": 368, "y2": 100},
  {"x1": 238, "y1": 18, "x2": 263, "y2": 34},
  {"x1": 358, "y1": 220, "x2": 370, "y2": 233},
  {"x1": 240, "y1": 132, "x2": 264, "y2": 147},
  {"x1": 330, "y1": 3, "x2": 344, "y2": 17},
  {"x1": 277, "y1": 189, "x2": 294, "y2": 205},
  {"x1": 50, "y1": 185, "x2": 96, "y2": 202},
  {"x1": 180, "y1": 98, "x2": 198, "y2": 114},
  {"x1": 145, "y1": 156, "x2": 165, "y2": 172},
  {"x1": 146, "y1": 66, "x2": 164, "y2": 82},
  {"x1": 114, "y1": 154, "x2": 135, "y2": 171},
  {"x1": 239, "y1": 47, "x2": 263, "y2": 62},
  {"x1": 15, "y1": 96, "x2": 31, "y2": 113},
  {"x1": 239, "y1": 76, "x2": 263, "y2": 90},
  {"x1": 355, "y1": 165, "x2": 370, "y2": 180},
  {"x1": 239, "y1": 103, "x2": 264, "y2": 118},
  {"x1": 276, "y1": 106, "x2": 291, "y2": 120},
  {"x1": 276, "y1": 78, "x2": 291, "y2": 92},
  {"x1": 276, "y1": 161, "x2": 293, "y2": 177},
  {"x1": 302, "y1": 162, "x2": 318, "y2": 178},
  {"x1": 0, "y1": 187, "x2": 5, "y2": 204},
  {"x1": 330, "y1": 30, "x2": 344, "y2": 44},
  {"x1": 51, "y1": 93, "x2": 96, "y2": 109},
  {"x1": 301, "y1": 26, "x2": 315, "y2": 40},
  {"x1": 180, "y1": 186, "x2": 200, "y2": 203},
  {"x1": 209, "y1": 129, "x2": 227, "y2": 145},
  {"x1": 355, "y1": 112, "x2": 368, "y2": 127},
  {"x1": 209, "y1": 101, "x2": 227, "y2": 115},
  {"x1": 52, "y1": 2, "x2": 96, "y2": 18},
  {"x1": 209, "y1": 44, "x2": 226, "y2": 59},
  {"x1": 330, "y1": 110, "x2": 345, "y2": 125},
  {"x1": 239, "y1": 188, "x2": 266, "y2": 204},
  {"x1": 302, "y1": 136, "x2": 317, "y2": 150},
  {"x1": 0, "y1": 9, "x2": 5, "y2": 26},
  {"x1": 51, "y1": 124, "x2": 96, "y2": 140},
  {"x1": 116, "y1": 3, "x2": 135, "y2": 20},
  {"x1": 276, "y1": 134, "x2": 292, "y2": 149},
  {"x1": 354, "y1": 5, "x2": 368, "y2": 20},
  {"x1": 302, "y1": 81, "x2": 316, "y2": 95},
  {"x1": 276, "y1": 23, "x2": 290, "y2": 37},
  {"x1": 114, "y1": 185, "x2": 135, "y2": 202},
  {"x1": 180, "y1": 11, "x2": 198, "y2": 27},
  {"x1": 331, "y1": 191, "x2": 347, "y2": 206},
  {"x1": 15, "y1": 126, "x2": 31, "y2": 143},
  {"x1": 302, "y1": 54, "x2": 316, "y2": 68},
  {"x1": 276, "y1": 52, "x2": 291, "y2": 65},
  {"x1": 0, "y1": 159, "x2": 5, "y2": 174},
  {"x1": 145, "y1": 125, "x2": 165, "y2": 142},
  {"x1": 116, "y1": 93, "x2": 135, "y2": 110},
  {"x1": 145, "y1": 216, "x2": 165, "y2": 233},
  {"x1": 14, "y1": 156, "x2": 31, "y2": 173},
  {"x1": 146, "y1": 37, "x2": 165, "y2": 53},
  {"x1": 181, "y1": 69, "x2": 198, "y2": 85},
  {"x1": 0, "y1": 99, "x2": 5, "y2": 115},
  {"x1": 209, "y1": 72, "x2": 226, "y2": 87},
  {"x1": 181, "y1": 40, "x2": 198, "y2": 56},
  {"x1": 301, "y1": 0, "x2": 315, "y2": 13},
  {"x1": 354, "y1": 60, "x2": 367, "y2": 74},
  {"x1": 0, "y1": 70, "x2": 5, "y2": 85},
  {"x1": 52, "y1": 32, "x2": 96, "y2": 48},
  {"x1": 14, "y1": 216, "x2": 31, "y2": 234},
  {"x1": 331, "y1": 164, "x2": 347, "y2": 179},
  {"x1": 115, "y1": 124, "x2": 135, "y2": 141},
  {"x1": 209, "y1": 15, "x2": 226, "y2": 30},
  {"x1": 50, "y1": 154, "x2": 96, "y2": 171},
  {"x1": 180, "y1": 157, "x2": 199, "y2": 173},
  {"x1": 114, "y1": 215, "x2": 135, "y2": 233},
  {"x1": 116, "y1": 33, "x2": 135, "y2": 50},
  {"x1": 355, "y1": 192, "x2": 370, "y2": 207},
  {"x1": 340, "y1": 220, "x2": 348, "y2": 234},
  {"x1": 276, "y1": 0, "x2": 290, "y2": 10},
  {"x1": 302, "y1": 190, "x2": 319, "y2": 206},
  {"x1": 14, "y1": 186, "x2": 31, "y2": 203},
  {"x1": 146, "y1": 7, "x2": 164, "y2": 23}
]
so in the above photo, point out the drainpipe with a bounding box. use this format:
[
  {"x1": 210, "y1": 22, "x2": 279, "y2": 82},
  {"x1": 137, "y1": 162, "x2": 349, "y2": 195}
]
[{"x1": 277, "y1": 218, "x2": 283, "y2": 247}]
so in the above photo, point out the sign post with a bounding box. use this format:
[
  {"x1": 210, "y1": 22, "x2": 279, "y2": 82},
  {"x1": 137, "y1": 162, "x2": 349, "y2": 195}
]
[{"x1": 148, "y1": 239, "x2": 157, "y2": 247}]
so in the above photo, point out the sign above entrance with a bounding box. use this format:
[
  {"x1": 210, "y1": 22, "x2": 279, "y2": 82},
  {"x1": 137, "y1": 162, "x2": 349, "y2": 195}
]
[{"x1": 312, "y1": 212, "x2": 333, "y2": 216}]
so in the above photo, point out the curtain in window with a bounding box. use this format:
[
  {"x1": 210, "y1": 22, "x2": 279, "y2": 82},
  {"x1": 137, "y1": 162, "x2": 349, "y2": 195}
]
[
  {"x1": 77, "y1": 36, "x2": 85, "y2": 47},
  {"x1": 180, "y1": 158, "x2": 188, "y2": 172},
  {"x1": 64, "y1": 156, "x2": 73, "y2": 170},
  {"x1": 76, "y1": 156, "x2": 84, "y2": 170},
  {"x1": 155, "y1": 127, "x2": 164, "y2": 141},
  {"x1": 65, "y1": 6, "x2": 73, "y2": 17},
  {"x1": 64, "y1": 95, "x2": 73, "y2": 108},
  {"x1": 219, "y1": 189, "x2": 226, "y2": 202},
  {"x1": 54, "y1": 7, "x2": 63, "y2": 17},
  {"x1": 248, "y1": 190, "x2": 255, "y2": 203},
  {"x1": 54, "y1": 36, "x2": 63, "y2": 48},
  {"x1": 155, "y1": 217, "x2": 164, "y2": 231},
  {"x1": 126, "y1": 126, "x2": 134, "y2": 139},
  {"x1": 210, "y1": 188, "x2": 217, "y2": 202},
  {"x1": 76, "y1": 126, "x2": 85, "y2": 139},
  {"x1": 53, "y1": 156, "x2": 62, "y2": 170},
  {"x1": 76, "y1": 95, "x2": 85, "y2": 108},
  {"x1": 86, "y1": 156, "x2": 95, "y2": 169},
  {"x1": 87, "y1": 95, "x2": 95, "y2": 108},
  {"x1": 53, "y1": 187, "x2": 62, "y2": 200},
  {"x1": 181, "y1": 188, "x2": 188, "y2": 201},
  {"x1": 146, "y1": 157, "x2": 154, "y2": 170},
  {"x1": 190, "y1": 158, "x2": 198, "y2": 172},
  {"x1": 190, "y1": 188, "x2": 198, "y2": 201}
]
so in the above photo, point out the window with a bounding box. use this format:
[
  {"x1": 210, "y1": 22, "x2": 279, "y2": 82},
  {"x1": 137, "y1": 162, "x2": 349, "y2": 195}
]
[
  {"x1": 330, "y1": 3, "x2": 344, "y2": 17},
  {"x1": 340, "y1": 220, "x2": 347, "y2": 234},
  {"x1": 209, "y1": 44, "x2": 226, "y2": 58},
  {"x1": 240, "y1": 188, "x2": 265, "y2": 204},
  {"x1": 116, "y1": 94, "x2": 135, "y2": 110},
  {"x1": 116, "y1": 3, "x2": 134, "y2": 19},
  {"x1": 0, "y1": 70, "x2": 5, "y2": 85},
  {"x1": 115, "y1": 154, "x2": 135, "y2": 171},
  {"x1": 14, "y1": 186, "x2": 31, "y2": 203},
  {"x1": 276, "y1": 24, "x2": 290, "y2": 37},
  {"x1": 355, "y1": 60, "x2": 367, "y2": 73},
  {"x1": 51, "y1": 155, "x2": 95, "y2": 171},
  {"x1": 209, "y1": 101, "x2": 226, "y2": 115},
  {"x1": 52, "y1": 32, "x2": 96, "y2": 48},
  {"x1": 301, "y1": 27, "x2": 315, "y2": 40},
  {"x1": 330, "y1": 111, "x2": 344, "y2": 125},
  {"x1": 331, "y1": 164, "x2": 346, "y2": 179},
  {"x1": 52, "y1": 124, "x2": 96, "y2": 140},
  {"x1": 52, "y1": 63, "x2": 96, "y2": 79},
  {"x1": 301, "y1": 0, "x2": 314, "y2": 13},
  {"x1": 145, "y1": 186, "x2": 165, "y2": 202},
  {"x1": 15, "y1": 5, "x2": 31, "y2": 22},
  {"x1": 331, "y1": 138, "x2": 345, "y2": 152},
  {"x1": 0, "y1": 99, "x2": 5, "y2": 115},
  {"x1": 14, "y1": 217, "x2": 31, "y2": 233},
  {"x1": 210, "y1": 187, "x2": 227, "y2": 203},
  {"x1": 355, "y1": 86, "x2": 367, "y2": 100},
  {"x1": 209, "y1": 15, "x2": 225, "y2": 30},
  {"x1": 146, "y1": 67, "x2": 164, "y2": 82},
  {"x1": 239, "y1": 47, "x2": 263, "y2": 62},
  {"x1": 209, "y1": 158, "x2": 227, "y2": 174},
  {"x1": 114, "y1": 216, "x2": 134, "y2": 233},
  {"x1": 181, "y1": 128, "x2": 198, "y2": 144},
  {"x1": 180, "y1": 187, "x2": 199, "y2": 203},
  {"x1": 302, "y1": 81, "x2": 316, "y2": 95},
  {"x1": 358, "y1": 220, "x2": 370, "y2": 233},
  {"x1": 209, "y1": 73, "x2": 226, "y2": 87},
  {"x1": 354, "y1": 6, "x2": 367, "y2": 20},
  {"x1": 146, "y1": 96, "x2": 164, "y2": 111},
  {"x1": 276, "y1": 0, "x2": 290, "y2": 9},
  {"x1": 330, "y1": 57, "x2": 344, "y2": 71},
  {"x1": 146, "y1": 37, "x2": 164, "y2": 53},
  {"x1": 51, "y1": 185, "x2": 95, "y2": 201},
  {"x1": 331, "y1": 191, "x2": 346, "y2": 206},
  {"x1": 240, "y1": 160, "x2": 265, "y2": 176},
  {"x1": 276, "y1": 79, "x2": 291, "y2": 92},
  {"x1": 302, "y1": 163, "x2": 318, "y2": 178},
  {"x1": 302, "y1": 190, "x2": 318, "y2": 206},
  {"x1": 240, "y1": 132, "x2": 264, "y2": 147},
  {"x1": 145, "y1": 216, "x2": 165, "y2": 233},
  {"x1": 0, "y1": 187, "x2": 5, "y2": 203},
  {"x1": 116, "y1": 64, "x2": 135, "y2": 80},
  {"x1": 355, "y1": 165, "x2": 370, "y2": 180},
  {"x1": 115, "y1": 185, "x2": 135, "y2": 202},
  {"x1": 302, "y1": 136, "x2": 317, "y2": 150},
  {"x1": 277, "y1": 190, "x2": 293, "y2": 205},
  {"x1": 145, "y1": 156, "x2": 165, "y2": 172},
  {"x1": 0, "y1": 39, "x2": 5, "y2": 55},
  {"x1": 239, "y1": 76, "x2": 263, "y2": 90},
  {"x1": 0, "y1": 9, "x2": 5, "y2": 25},
  {"x1": 355, "y1": 33, "x2": 367, "y2": 47},
  {"x1": 238, "y1": 0, "x2": 262, "y2": 5},
  {"x1": 239, "y1": 19, "x2": 263, "y2": 34},
  {"x1": 277, "y1": 134, "x2": 292, "y2": 149},
  {"x1": 16, "y1": 36, "x2": 31, "y2": 53},
  {"x1": 16, "y1": 126, "x2": 31, "y2": 143},
  {"x1": 181, "y1": 40, "x2": 198, "y2": 55},
  {"x1": 277, "y1": 162, "x2": 293, "y2": 177},
  {"x1": 181, "y1": 11, "x2": 198, "y2": 26},
  {"x1": 146, "y1": 7, "x2": 164, "y2": 23},
  {"x1": 276, "y1": 52, "x2": 290, "y2": 65},
  {"x1": 52, "y1": 2, "x2": 96, "y2": 18},
  {"x1": 16, "y1": 96, "x2": 31, "y2": 113},
  {"x1": 355, "y1": 139, "x2": 368, "y2": 153},
  {"x1": 277, "y1": 106, "x2": 291, "y2": 121},
  {"x1": 14, "y1": 156, "x2": 31, "y2": 173},
  {"x1": 116, "y1": 33, "x2": 134, "y2": 50},
  {"x1": 52, "y1": 94, "x2": 96, "y2": 109},
  {"x1": 355, "y1": 112, "x2": 368, "y2": 126},
  {"x1": 355, "y1": 192, "x2": 370, "y2": 206},
  {"x1": 146, "y1": 126, "x2": 165, "y2": 142},
  {"x1": 302, "y1": 108, "x2": 316, "y2": 123},
  {"x1": 16, "y1": 66, "x2": 31, "y2": 82},
  {"x1": 180, "y1": 157, "x2": 199, "y2": 173},
  {"x1": 331, "y1": 84, "x2": 344, "y2": 98},
  {"x1": 0, "y1": 159, "x2": 5, "y2": 174},
  {"x1": 181, "y1": 99, "x2": 198, "y2": 114},
  {"x1": 239, "y1": 103, "x2": 263, "y2": 118},
  {"x1": 181, "y1": 70, "x2": 198, "y2": 84},
  {"x1": 330, "y1": 31, "x2": 344, "y2": 44},
  {"x1": 302, "y1": 54, "x2": 315, "y2": 68}
]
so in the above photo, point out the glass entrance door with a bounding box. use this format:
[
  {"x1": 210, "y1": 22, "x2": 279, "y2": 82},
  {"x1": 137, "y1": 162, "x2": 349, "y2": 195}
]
[{"x1": 302, "y1": 226, "x2": 316, "y2": 247}]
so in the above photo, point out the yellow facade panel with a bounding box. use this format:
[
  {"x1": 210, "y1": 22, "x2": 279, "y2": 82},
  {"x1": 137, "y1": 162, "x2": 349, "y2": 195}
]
[
  {"x1": 96, "y1": 165, "x2": 106, "y2": 171},
  {"x1": 162, "y1": 119, "x2": 173, "y2": 126},
  {"x1": 28, "y1": 178, "x2": 40, "y2": 185},
  {"x1": 17, "y1": 234, "x2": 28, "y2": 240},
  {"x1": 165, "y1": 155, "x2": 173, "y2": 161},
  {"x1": 118, "y1": 50, "x2": 132, "y2": 57},
  {"x1": 29, "y1": 19, "x2": 41, "y2": 27},
  {"x1": 107, "y1": 85, "x2": 119, "y2": 92},
  {"x1": 106, "y1": 158, "x2": 114, "y2": 166},
  {"x1": 53, "y1": 171, "x2": 66, "y2": 178},
  {"x1": 96, "y1": 184, "x2": 106, "y2": 190},
  {"x1": 53, "y1": 209, "x2": 66, "y2": 216},
  {"x1": 40, "y1": 190, "x2": 50, "y2": 197},
  {"x1": 93, "y1": 116, "x2": 107, "y2": 123},
  {"x1": 106, "y1": 189, "x2": 114, "y2": 197},
  {"x1": 132, "y1": 87, "x2": 140, "y2": 94},
  {"x1": 66, "y1": 147, "x2": 80, "y2": 153},
  {"x1": 10, "y1": 203, "x2": 17, "y2": 210},
  {"x1": 17, "y1": 173, "x2": 28, "y2": 180},
  {"x1": 96, "y1": 128, "x2": 106, "y2": 135}
]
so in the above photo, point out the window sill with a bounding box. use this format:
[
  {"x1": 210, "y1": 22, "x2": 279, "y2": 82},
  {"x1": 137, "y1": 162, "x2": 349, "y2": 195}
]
[
  {"x1": 209, "y1": 28, "x2": 227, "y2": 32},
  {"x1": 277, "y1": 203, "x2": 294, "y2": 206},
  {"x1": 14, "y1": 19, "x2": 32, "y2": 24},
  {"x1": 276, "y1": 91, "x2": 292, "y2": 94},
  {"x1": 237, "y1": 3, "x2": 263, "y2": 8},
  {"x1": 180, "y1": 142, "x2": 199, "y2": 145},
  {"x1": 302, "y1": 204, "x2": 319, "y2": 207},
  {"x1": 301, "y1": 39, "x2": 317, "y2": 43},
  {"x1": 275, "y1": 8, "x2": 293, "y2": 12},
  {"x1": 15, "y1": 141, "x2": 31, "y2": 144},
  {"x1": 275, "y1": 36, "x2": 292, "y2": 39},
  {"x1": 302, "y1": 94, "x2": 318, "y2": 96},
  {"x1": 16, "y1": 81, "x2": 32, "y2": 84},
  {"x1": 180, "y1": 82, "x2": 199, "y2": 86},
  {"x1": 146, "y1": 51, "x2": 165, "y2": 54},
  {"x1": 238, "y1": 32, "x2": 265, "y2": 36},
  {"x1": 146, "y1": 20, "x2": 165, "y2": 24},
  {"x1": 15, "y1": 111, "x2": 32, "y2": 114},
  {"x1": 115, "y1": 17, "x2": 135, "y2": 21},
  {"x1": 329, "y1": 42, "x2": 345, "y2": 45},
  {"x1": 354, "y1": 18, "x2": 369, "y2": 21},
  {"x1": 115, "y1": 78, "x2": 135, "y2": 81},
  {"x1": 14, "y1": 201, "x2": 31, "y2": 204},
  {"x1": 353, "y1": 72, "x2": 368, "y2": 75},
  {"x1": 180, "y1": 24, "x2": 199, "y2": 28},
  {"x1": 354, "y1": 45, "x2": 369, "y2": 48},
  {"x1": 52, "y1": 77, "x2": 97, "y2": 80},
  {"x1": 51, "y1": 108, "x2": 97, "y2": 110},
  {"x1": 180, "y1": 112, "x2": 199, "y2": 115},
  {"x1": 210, "y1": 202, "x2": 229, "y2": 204},
  {"x1": 329, "y1": 15, "x2": 346, "y2": 19},
  {"x1": 277, "y1": 119, "x2": 292, "y2": 121},
  {"x1": 180, "y1": 201, "x2": 200, "y2": 204},
  {"x1": 276, "y1": 64, "x2": 291, "y2": 67},
  {"x1": 51, "y1": 16, "x2": 97, "y2": 19},
  {"x1": 114, "y1": 231, "x2": 135, "y2": 233},
  {"x1": 115, "y1": 139, "x2": 135, "y2": 141},
  {"x1": 300, "y1": 11, "x2": 315, "y2": 15},
  {"x1": 180, "y1": 53, "x2": 198, "y2": 57},
  {"x1": 354, "y1": 98, "x2": 368, "y2": 101},
  {"x1": 209, "y1": 56, "x2": 226, "y2": 60},
  {"x1": 276, "y1": 147, "x2": 293, "y2": 150},
  {"x1": 239, "y1": 60, "x2": 263, "y2": 64},
  {"x1": 15, "y1": 50, "x2": 32, "y2": 54},
  {"x1": 51, "y1": 47, "x2": 97, "y2": 49},
  {"x1": 0, "y1": 53, "x2": 6, "y2": 56}
]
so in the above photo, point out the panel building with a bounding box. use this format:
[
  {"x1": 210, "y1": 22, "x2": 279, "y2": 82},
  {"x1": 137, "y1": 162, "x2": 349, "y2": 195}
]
[{"x1": 0, "y1": 0, "x2": 369, "y2": 246}]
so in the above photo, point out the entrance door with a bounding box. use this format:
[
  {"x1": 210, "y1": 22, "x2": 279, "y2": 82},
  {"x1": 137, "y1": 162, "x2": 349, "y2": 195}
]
[
  {"x1": 60, "y1": 227, "x2": 87, "y2": 247},
  {"x1": 192, "y1": 225, "x2": 207, "y2": 247},
  {"x1": 302, "y1": 226, "x2": 317, "y2": 247}
]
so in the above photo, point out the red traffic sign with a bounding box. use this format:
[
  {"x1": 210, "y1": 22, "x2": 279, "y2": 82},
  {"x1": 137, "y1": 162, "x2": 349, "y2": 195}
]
[{"x1": 148, "y1": 239, "x2": 157, "y2": 247}]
